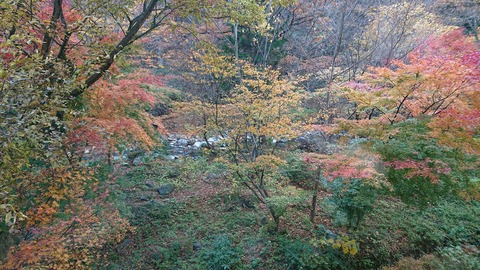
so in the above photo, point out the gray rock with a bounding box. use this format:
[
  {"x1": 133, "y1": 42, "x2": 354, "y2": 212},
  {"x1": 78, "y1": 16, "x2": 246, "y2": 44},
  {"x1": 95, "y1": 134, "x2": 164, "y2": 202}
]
[
  {"x1": 193, "y1": 242, "x2": 202, "y2": 251},
  {"x1": 145, "y1": 181, "x2": 156, "y2": 188},
  {"x1": 116, "y1": 238, "x2": 133, "y2": 253},
  {"x1": 140, "y1": 194, "x2": 150, "y2": 201},
  {"x1": 240, "y1": 197, "x2": 255, "y2": 209},
  {"x1": 157, "y1": 184, "x2": 174, "y2": 196},
  {"x1": 206, "y1": 173, "x2": 222, "y2": 180},
  {"x1": 177, "y1": 138, "x2": 189, "y2": 146},
  {"x1": 260, "y1": 216, "x2": 268, "y2": 225},
  {"x1": 132, "y1": 155, "x2": 146, "y2": 166},
  {"x1": 193, "y1": 141, "x2": 207, "y2": 148},
  {"x1": 167, "y1": 155, "x2": 179, "y2": 160},
  {"x1": 207, "y1": 137, "x2": 218, "y2": 144}
]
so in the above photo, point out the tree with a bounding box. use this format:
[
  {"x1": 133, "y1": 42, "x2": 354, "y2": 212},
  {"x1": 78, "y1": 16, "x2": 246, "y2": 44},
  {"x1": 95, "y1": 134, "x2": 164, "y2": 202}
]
[
  {"x1": 304, "y1": 148, "x2": 384, "y2": 225},
  {"x1": 357, "y1": 0, "x2": 446, "y2": 68},
  {"x1": 0, "y1": 0, "x2": 211, "y2": 263},
  {"x1": 434, "y1": 0, "x2": 480, "y2": 44},
  {"x1": 0, "y1": 0, "x2": 209, "y2": 230},
  {"x1": 183, "y1": 58, "x2": 304, "y2": 231},
  {"x1": 338, "y1": 30, "x2": 480, "y2": 205}
]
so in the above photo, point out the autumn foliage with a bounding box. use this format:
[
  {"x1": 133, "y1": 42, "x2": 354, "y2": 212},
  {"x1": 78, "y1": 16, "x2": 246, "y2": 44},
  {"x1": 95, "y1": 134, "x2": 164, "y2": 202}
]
[
  {"x1": 335, "y1": 29, "x2": 480, "y2": 204},
  {"x1": 342, "y1": 30, "x2": 480, "y2": 152},
  {"x1": 1, "y1": 0, "x2": 166, "y2": 266},
  {"x1": 1, "y1": 0, "x2": 480, "y2": 267},
  {"x1": 67, "y1": 69, "x2": 164, "y2": 162}
]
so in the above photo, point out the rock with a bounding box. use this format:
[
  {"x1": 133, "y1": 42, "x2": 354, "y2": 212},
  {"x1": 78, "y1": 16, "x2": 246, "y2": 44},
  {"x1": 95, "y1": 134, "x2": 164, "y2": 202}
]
[
  {"x1": 260, "y1": 216, "x2": 268, "y2": 225},
  {"x1": 206, "y1": 173, "x2": 222, "y2": 180},
  {"x1": 177, "y1": 138, "x2": 189, "y2": 146},
  {"x1": 145, "y1": 181, "x2": 156, "y2": 188},
  {"x1": 207, "y1": 137, "x2": 218, "y2": 144},
  {"x1": 116, "y1": 238, "x2": 133, "y2": 254},
  {"x1": 167, "y1": 155, "x2": 179, "y2": 160},
  {"x1": 193, "y1": 242, "x2": 202, "y2": 251},
  {"x1": 132, "y1": 156, "x2": 145, "y2": 166},
  {"x1": 157, "y1": 184, "x2": 174, "y2": 196},
  {"x1": 193, "y1": 141, "x2": 207, "y2": 148},
  {"x1": 140, "y1": 194, "x2": 149, "y2": 201},
  {"x1": 151, "y1": 102, "x2": 170, "y2": 116}
]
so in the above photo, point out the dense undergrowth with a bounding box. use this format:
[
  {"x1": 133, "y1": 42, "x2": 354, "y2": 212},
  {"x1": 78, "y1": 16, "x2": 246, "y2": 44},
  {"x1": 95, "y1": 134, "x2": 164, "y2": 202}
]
[{"x1": 91, "y1": 154, "x2": 479, "y2": 270}]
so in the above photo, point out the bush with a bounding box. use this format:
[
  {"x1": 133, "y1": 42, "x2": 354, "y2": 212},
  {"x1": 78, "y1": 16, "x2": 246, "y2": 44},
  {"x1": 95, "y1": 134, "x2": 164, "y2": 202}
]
[
  {"x1": 435, "y1": 245, "x2": 480, "y2": 270},
  {"x1": 373, "y1": 120, "x2": 479, "y2": 207},
  {"x1": 327, "y1": 178, "x2": 377, "y2": 228},
  {"x1": 281, "y1": 238, "x2": 316, "y2": 270},
  {"x1": 280, "y1": 151, "x2": 314, "y2": 184},
  {"x1": 384, "y1": 246, "x2": 480, "y2": 270},
  {"x1": 202, "y1": 235, "x2": 243, "y2": 270},
  {"x1": 280, "y1": 237, "x2": 353, "y2": 270},
  {"x1": 351, "y1": 199, "x2": 480, "y2": 268},
  {"x1": 382, "y1": 254, "x2": 441, "y2": 270}
]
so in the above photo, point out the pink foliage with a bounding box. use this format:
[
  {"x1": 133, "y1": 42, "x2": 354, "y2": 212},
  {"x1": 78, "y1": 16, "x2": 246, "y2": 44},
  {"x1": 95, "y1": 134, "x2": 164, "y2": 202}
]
[
  {"x1": 304, "y1": 150, "x2": 382, "y2": 182},
  {"x1": 385, "y1": 158, "x2": 451, "y2": 184}
]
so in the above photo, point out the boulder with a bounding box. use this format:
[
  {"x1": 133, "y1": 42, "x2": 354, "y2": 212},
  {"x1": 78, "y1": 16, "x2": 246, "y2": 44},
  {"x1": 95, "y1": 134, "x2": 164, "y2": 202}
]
[
  {"x1": 157, "y1": 184, "x2": 174, "y2": 196},
  {"x1": 193, "y1": 141, "x2": 207, "y2": 148},
  {"x1": 166, "y1": 155, "x2": 179, "y2": 160},
  {"x1": 193, "y1": 242, "x2": 202, "y2": 251},
  {"x1": 177, "y1": 138, "x2": 189, "y2": 147}
]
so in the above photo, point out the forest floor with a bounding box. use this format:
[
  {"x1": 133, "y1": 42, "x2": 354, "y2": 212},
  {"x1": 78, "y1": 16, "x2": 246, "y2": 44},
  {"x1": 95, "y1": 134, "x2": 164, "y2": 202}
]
[{"x1": 101, "y1": 155, "x2": 335, "y2": 270}]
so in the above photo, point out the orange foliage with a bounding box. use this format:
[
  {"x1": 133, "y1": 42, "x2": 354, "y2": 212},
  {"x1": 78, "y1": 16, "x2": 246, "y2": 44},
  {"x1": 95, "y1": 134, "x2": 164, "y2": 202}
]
[
  {"x1": 6, "y1": 163, "x2": 133, "y2": 269},
  {"x1": 6, "y1": 202, "x2": 132, "y2": 269},
  {"x1": 342, "y1": 29, "x2": 480, "y2": 154},
  {"x1": 68, "y1": 69, "x2": 165, "y2": 160}
]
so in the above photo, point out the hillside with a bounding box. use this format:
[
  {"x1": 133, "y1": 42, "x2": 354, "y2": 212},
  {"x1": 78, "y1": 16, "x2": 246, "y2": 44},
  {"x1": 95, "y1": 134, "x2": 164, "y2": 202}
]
[{"x1": 1, "y1": 0, "x2": 479, "y2": 269}]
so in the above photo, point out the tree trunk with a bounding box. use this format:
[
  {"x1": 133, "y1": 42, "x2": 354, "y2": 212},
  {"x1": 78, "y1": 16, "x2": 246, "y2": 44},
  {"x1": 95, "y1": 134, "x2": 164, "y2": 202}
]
[
  {"x1": 269, "y1": 206, "x2": 280, "y2": 232},
  {"x1": 310, "y1": 180, "x2": 320, "y2": 223},
  {"x1": 310, "y1": 169, "x2": 322, "y2": 223}
]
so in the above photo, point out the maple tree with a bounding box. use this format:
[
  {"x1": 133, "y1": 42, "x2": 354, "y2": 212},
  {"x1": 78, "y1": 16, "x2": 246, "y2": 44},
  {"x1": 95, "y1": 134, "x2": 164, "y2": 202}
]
[
  {"x1": 0, "y1": 0, "x2": 215, "y2": 226},
  {"x1": 0, "y1": 0, "x2": 203, "y2": 263},
  {"x1": 338, "y1": 30, "x2": 480, "y2": 205},
  {"x1": 67, "y1": 69, "x2": 164, "y2": 166},
  {"x1": 182, "y1": 54, "x2": 305, "y2": 231},
  {"x1": 303, "y1": 147, "x2": 385, "y2": 224}
]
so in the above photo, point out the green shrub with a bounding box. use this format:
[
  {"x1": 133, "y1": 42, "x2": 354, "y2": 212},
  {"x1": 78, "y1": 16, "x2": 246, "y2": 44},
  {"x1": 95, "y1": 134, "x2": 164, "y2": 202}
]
[
  {"x1": 280, "y1": 237, "x2": 352, "y2": 270},
  {"x1": 373, "y1": 120, "x2": 479, "y2": 207},
  {"x1": 382, "y1": 254, "x2": 441, "y2": 270},
  {"x1": 202, "y1": 235, "x2": 243, "y2": 270},
  {"x1": 280, "y1": 151, "x2": 314, "y2": 184},
  {"x1": 351, "y1": 199, "x2": 480, "y2": 268},
  {"x1": 327, "y1": 178, "x2": 377, "y2": 228},
  {"x1": 435, "y1": 245, "x2": 480, "y2": 270},
  {"x1": 281, "y1": 238, "x2": 316, "y2": 270},
  {"x1": 384, "y1": 246, "x2": 480, "y2": 270}
]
